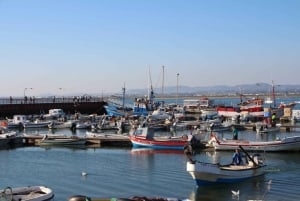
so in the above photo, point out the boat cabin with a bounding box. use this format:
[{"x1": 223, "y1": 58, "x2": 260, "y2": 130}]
[
  {"x1": 199, "y1": 97, "x2": 214, "y2": 108},
  {"x1": 183, "y1": 99, "x2": 201, "y2": 114},
  {"x1": 12, "y1": 115, "x2": 27, "y2": 124},
  {"x1": 132, "y1": 127, "x2": 155, "y2": 140},
  {"x1": 48, "y1": 109, "x2": 65, "y2": 118}
]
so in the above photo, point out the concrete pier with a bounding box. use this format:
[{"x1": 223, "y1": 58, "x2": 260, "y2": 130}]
[{"x1": 0, "y1": 96, "x2": 107, "y2": 118}]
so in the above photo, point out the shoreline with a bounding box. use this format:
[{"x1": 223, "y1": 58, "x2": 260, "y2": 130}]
[{"x1": 124, "y1": 93, "x2": 300, "y2": 100}]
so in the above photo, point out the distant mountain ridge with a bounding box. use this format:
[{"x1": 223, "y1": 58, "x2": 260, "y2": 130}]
[
  {"x1": 35, "y1": 83, "x2": 300, "y2": 97},
  {"x1": 126, "y1": 83, "x2": 300, "y2": 96}
]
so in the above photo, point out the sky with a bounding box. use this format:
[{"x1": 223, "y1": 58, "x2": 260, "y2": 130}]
[{"x1": 0, "y1": 0, "x2": 299, "y2": 97}]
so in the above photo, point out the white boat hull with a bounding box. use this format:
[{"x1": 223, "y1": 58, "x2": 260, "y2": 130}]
[
  {"x1": 1, "y1": 186, "x2": 54, "y2": 201},
  {"x1": 187, "y1": 161, "x2": 266, "y2": 185},
  {"x1": 23, "y1": 121, "x2": 51, "y2": 129},
  {"x1": 209, "y1": 135, "x2": 300, "y2": 152},
  {"x1": 39, "y1": 138, "x2": 86, "y2": 146}
]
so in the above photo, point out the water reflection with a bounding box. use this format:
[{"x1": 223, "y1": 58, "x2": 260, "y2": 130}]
[{"x1": 189, "y1": 176, "x2": 268, "y2": 201}]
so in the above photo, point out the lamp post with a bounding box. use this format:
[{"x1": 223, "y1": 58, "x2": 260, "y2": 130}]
[
  {"x1": 24, "y1": 88, "x2": 33, "y2": 97},
  {"x1": 23, "y1": 88, "x2": 33, "y2": 104},
  {"x1": 58, "y1": 88, "x2": 63, "y2": 102},
  {"x1": 176, "y1": 73, "x2": 179, "y2": 106}
]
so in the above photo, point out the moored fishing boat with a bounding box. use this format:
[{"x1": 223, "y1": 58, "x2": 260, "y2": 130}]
[
  {"x1": 0, "y1": 185, "x2": 54, "y2": 201},
  {"x1": 128, "y1": 127, "x2": 204, "y2": 150},
  {"x1": 216, "y1": 97, "x2": 264, "y2": 119},
  {"x1": 0, "y1": 127, "x2": 21, "y2": 148},
  {"x1": 255, "y1": 122, "x2": 281, "y2": 134},
  {"x1": 39, "y1": 136, "x2": 87, "y2": 146},
  {"x1": 23, "y1": 120, "x2": 52, "y2": 129},
  {"x1": 86, "y1": 131, "x2": 128, "y2": 139},
  {"x1": 48, "y1": 120, "x2": 75, "y2": 129},
  {"x1": 208, "y1": 133, "x2": 300, "y2": 152}
]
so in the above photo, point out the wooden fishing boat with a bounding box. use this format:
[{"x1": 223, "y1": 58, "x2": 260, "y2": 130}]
[
  {"x1": 85, "y1": 131, "x2": 128, "y2": 139},
  {"x1": 23, "y1": 120, "x2": 52, "y2": 129},
  {"x1": 217, "y1": 97, "x2": 264, "y2": 118},
  {"x1": 208, "y1": 133, "x2": 300, "y2": 152},
  {"x1": 128, "y1": 127, "x2": 204, "y2": 150},
  {"x1": 0, "y1": 185, "x2": 54, "y2": 201},
  {"x1": 0, "y1": 127, "x2": 22, "y2": 148},
  {"x1": 48, "y1": 120, "x2": 75, "y2": 129},
  {"x1": 186, "y1": 146, "x2": 266, "y2": 185},
  {"x1": 255, "y1": 122, "x2": 281, "y2": 134},
  {"x1": 39, "y1": 136, "x2": 86, "y2": 146}
]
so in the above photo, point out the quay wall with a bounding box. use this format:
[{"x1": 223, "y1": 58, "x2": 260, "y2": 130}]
[{"x1": 0, "y1": 96, "x2": 107, "y2": 118}]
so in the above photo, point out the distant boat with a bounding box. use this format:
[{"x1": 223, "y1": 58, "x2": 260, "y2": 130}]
[
  {"x1": 255, "y1": 122, "x2": 281, "y2": 134},
  {"x1": 85, "y1": 131, "x2": 128, "y2": 139},
  {"x1": 148, "y1": 107, "x2": 171, "y2": 120},
  {"x1": 39, "y1": 136, "x2": 86, "y2": 146},
  {"x1": 0, "y1": 185, "x2": 54, "y2": 201},
  {"x1": 132, "y1": 67, "x2": 161, "y2": 117},
  {"x1": 186, "y1": 146, "x2": 266, "y2": 185},
  {"x1": 75, "y1": 121, "x2": 92, "y2": 129},
  {"x1": 265, "y1": 97, "x2": 273, "y2": 104},
  {"x1": 5, "y1": 115, "x2": 28, "y2": 129},
  {"x1": 23, "y1": 120, "x2": 51, "y2": 129},
  {"x1": 278, "y1": 101, "x2": 297, "y2": 109},
  {"x1": 0, "y1": 127, "x2": 21, "y2": 148},
  {"x1": 183, "y1": 99, "x2": 202, "y2": 114},
  {"x1": 48, "y1": 120, "x2": 75, "y2": 129},
  {"x1": 43, "y1": 108, "x2": 65, "y2": 119},
  {"x1": 104, "y1": 105, "x2": 128, "y2": 117},
  {"x1": 217, "y1": 97, "x2": 264, "y2": 118}
]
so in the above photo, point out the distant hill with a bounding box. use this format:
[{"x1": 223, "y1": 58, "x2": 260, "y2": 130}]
[
  {"x1": 126, "y1": 83, "x2": 300, "y2": 96},
  {"x1": 34, "y1": 83, "x2": 300, "y2": 98}
]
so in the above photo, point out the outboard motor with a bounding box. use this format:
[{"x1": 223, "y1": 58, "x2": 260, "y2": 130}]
[{"x1": 252, "y1": 154, "x2": 264, "y2": 165}]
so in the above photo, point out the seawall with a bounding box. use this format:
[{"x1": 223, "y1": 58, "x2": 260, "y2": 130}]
[{"x1": 0, "y1": 96, "x2": 107, "y2": 118}]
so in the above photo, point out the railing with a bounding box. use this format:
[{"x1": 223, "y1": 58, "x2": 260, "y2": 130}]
[{"x1": 0, "y1": 96, "x2": 104, "y2": 105}]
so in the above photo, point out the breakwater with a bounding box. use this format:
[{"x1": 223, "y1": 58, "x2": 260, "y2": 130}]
[{"x1": 0, "y1": 96, "x2": 107, "y2": 118}]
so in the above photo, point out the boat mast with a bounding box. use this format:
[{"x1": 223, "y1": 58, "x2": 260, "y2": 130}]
[
  {"x1": 272, "y1": 80, "x2": 276, "y2": 107},
  {"x1": 162, "y1": 65, "x2": 165, "y2": 96},
  {"x1": 147, "y1": 66, "x2": 154, "y2": 108},
  {"x1": 122, "y1": 82, "x2": 126, "y2": 112}
]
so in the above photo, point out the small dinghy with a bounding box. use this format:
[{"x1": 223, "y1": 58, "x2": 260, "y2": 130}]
[{"x1": 0, "y1": 185, "x2": 54, "y2": 201}]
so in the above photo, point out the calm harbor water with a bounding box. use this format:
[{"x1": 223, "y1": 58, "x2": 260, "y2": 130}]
[
  {"x1": 0, "y1": 127, "x2": 300, "y2": 201},
  {"x1": 1, "y1": 95, "x2": 300, "y2": 201}
]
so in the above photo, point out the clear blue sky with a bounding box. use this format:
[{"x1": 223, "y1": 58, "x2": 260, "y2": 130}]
[{"x1": 0, "y1": 0, "x2": 299, "y2": 97}]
